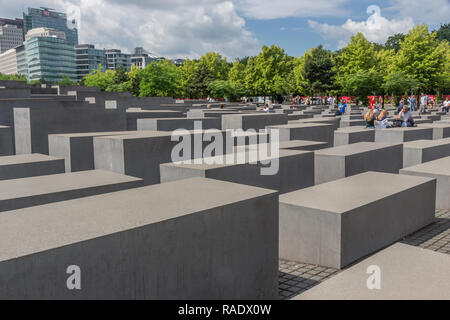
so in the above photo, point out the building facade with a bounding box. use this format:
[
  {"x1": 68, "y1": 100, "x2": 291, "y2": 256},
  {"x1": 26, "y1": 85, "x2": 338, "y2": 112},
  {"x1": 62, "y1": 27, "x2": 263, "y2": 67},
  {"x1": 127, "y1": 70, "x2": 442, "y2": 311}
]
[
  {"x1": 0, "y1": 24, "x2": 24, "y2": 54},
  {"x1": 0, "y1": 48, "x2": 19, "y2": 75},
  {"x1": 23, "y1": 7, "x2": 78, "y2": 45},
  {"x1": 106, "y1": 49, "x2": 131, "y2": 71},
  {"x1": 76, "y1": 44, "x2": 107, "y2": 80},
  {"x1": 24, "y1": 28, "x2": 77, "y2": 83}
]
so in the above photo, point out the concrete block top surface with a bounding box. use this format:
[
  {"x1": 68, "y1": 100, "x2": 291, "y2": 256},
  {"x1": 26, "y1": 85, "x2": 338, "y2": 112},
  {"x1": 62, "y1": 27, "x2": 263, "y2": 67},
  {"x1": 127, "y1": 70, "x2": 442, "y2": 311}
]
[
  {"x1": 0, "y1": 177, "x2": 277, "y2": 261},
  {"x1": 279, "y1": 140, "x2": 328, "y2": 148},
  {"x1": 403, "y1": 138, "x2": 450, "y2": 149},
  {"x1": 268, "y1": 123, "x2": 333, "y2": 129},
  {"x1": 314, "y1": 142, "x2": 400, "y2": 156},
  {"x1": 400, "y1": 156, "x2": 450, "y2": 176},
  {"x1": 49, "y1": 130, "x2": 135, "y2": 138},
  {"x1": 420, "y1": 123, "x2": 450, "y2": 128},
  {"x1": 0, "y1": 170, "x2": 142, "y2": 201},
  {"x1": 294, "y1": 243, "x2": 450, "y2": 300},
  {"x1": 336, "y1": 126, "x2": 373, "y2": 133},
  {"x1": 162, "y1": 149, "x2": 310, "y2": 170},
  {"x1": 379, "y1": 127, "x2": 432, "y2": 133},
  {"x1": 280, "y1": 171, "x2": 434, "y2": 214},
  {"x1": 0, "y1": 154, "x2": 62, "y2": 166}
]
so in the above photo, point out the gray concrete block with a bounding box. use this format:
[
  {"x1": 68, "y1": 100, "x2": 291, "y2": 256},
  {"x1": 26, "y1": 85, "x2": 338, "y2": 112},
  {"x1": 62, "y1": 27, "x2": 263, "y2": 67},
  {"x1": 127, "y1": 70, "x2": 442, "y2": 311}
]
[
  {"x1": 0, "y1": 154, "x2": 65, "y2": 180},
  {"x1": 0, "y1": 170, "x2": 143, "y2": 212},
  {"x1": 126, "y1": 109, "x2": 184, "y2": 130},
  {"x1": 375, "y1": 127, "x2": 433, "y2": 143},
  {"x1": 160, "y1": 149, "x2": 314, "y2": 194},
  {"x1": 48, "y1": 131, "x2": 139, "y2": 172},
  {"x1": 280, "y1": 172, "x2": 436, "y2": 268},
  {"x1": 400, "y1": 156, "x2": 450, "y2": 209},
  {"x1": 222, "y1": 113, "x2": 287, "y2": 130},
  {"x1": 294, "y1": 117, "x2": 340, "y2": 131},
  {"x1": 419, "y1": 123, "x2": 450, "y2": 139},
  {"x1": 278, "y1": 140, "x2": 329, "y2": 151},
  {"x1": 315, "y1": 142, "x2": 403, "y2": 184},
  {"x1": 294, "y1": 243, "x2": 450, "y2": 299},
  {"x1": 334, "y1": 127, "x2": 375, "y2": 146},
  {"x1": 14, "y1": 105, "x2": 127, "y2": 154},
  {"x1": 0, "y1": 88, "x2": 31, "y2": 99},
  {"x1": 403, "y1": 138, "x2": 450, "y2": 168},
  {"x1": 0, "y1": 126, "x2": 13, "y2": 156},
  {"x1": 268, "y1": 123, "x2": 334, "y2": 147},
  {"x1": 340, "y1": 119, "x2": 366, "y2": 127},
  {"x1": 187, "y1": 109, "x2": 241, "y2": 119},
  {"x1": 137, "y1": 117, "x2": 221, "y2": 131},
  {"x1": 94, "y1": 130, "x2": 255, "y2": 185},
  {"x1": 0, "y1": 178, "x2": 278, "y2": 299}
]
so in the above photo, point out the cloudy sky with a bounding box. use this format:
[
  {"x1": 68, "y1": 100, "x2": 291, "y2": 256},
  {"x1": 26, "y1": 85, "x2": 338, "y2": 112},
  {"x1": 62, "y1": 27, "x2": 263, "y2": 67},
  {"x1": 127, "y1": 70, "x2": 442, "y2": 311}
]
[{"x1": 1, "y1": 0, "x2": 448, "y2": 59}]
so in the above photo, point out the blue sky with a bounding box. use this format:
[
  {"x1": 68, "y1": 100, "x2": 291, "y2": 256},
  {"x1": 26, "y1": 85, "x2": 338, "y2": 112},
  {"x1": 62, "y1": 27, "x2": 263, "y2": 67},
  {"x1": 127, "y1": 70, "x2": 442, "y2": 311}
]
[{"x1": 1, "y1": 0, "x2": 449, "y2": 59}]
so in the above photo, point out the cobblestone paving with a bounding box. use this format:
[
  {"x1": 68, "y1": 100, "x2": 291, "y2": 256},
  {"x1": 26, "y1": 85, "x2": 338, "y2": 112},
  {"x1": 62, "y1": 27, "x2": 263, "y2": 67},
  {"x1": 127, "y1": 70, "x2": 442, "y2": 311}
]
[{"x1": 278, "y1": 209, "x2": 450, "y2": 299}]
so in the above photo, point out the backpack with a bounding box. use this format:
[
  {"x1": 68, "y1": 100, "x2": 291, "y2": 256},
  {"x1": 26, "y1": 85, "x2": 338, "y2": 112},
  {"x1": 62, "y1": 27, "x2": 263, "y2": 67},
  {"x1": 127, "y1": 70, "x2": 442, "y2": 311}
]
[{"x1": 392, "y1": 119, "x2": 403, "y2": 127}]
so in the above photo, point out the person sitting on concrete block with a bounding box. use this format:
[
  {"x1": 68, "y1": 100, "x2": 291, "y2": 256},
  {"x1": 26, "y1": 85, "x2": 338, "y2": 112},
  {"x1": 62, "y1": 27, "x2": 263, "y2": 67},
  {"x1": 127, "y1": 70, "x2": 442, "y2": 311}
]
[{"x1": 364, "y1": 109, "x2": 375, "y2": 128}]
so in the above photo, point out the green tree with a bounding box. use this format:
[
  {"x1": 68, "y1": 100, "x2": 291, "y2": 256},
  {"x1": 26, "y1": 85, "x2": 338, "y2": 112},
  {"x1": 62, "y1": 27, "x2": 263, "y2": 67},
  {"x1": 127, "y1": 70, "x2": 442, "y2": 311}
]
[
  {"x1": 188, "y1": 62, "x2": 213, "y2": 98},
  {"x1": 382, "y1": 72, "x2": 421, "y2": 106},
  {"x1": 0, "y1": 73, "x2": 27, "y2": 81},
  {"x1": 199, "y1": 52, "x2": 230, "y2": 80},
  {"x1": 384, "y1": 33, "x2": 405, "y2": 52},
  {"x1": 340, "y1": 71, "x2": 383, "y2": 106},
  {"x1": 83, "y1": 65, "x2": 115, "y2": 91},
  {"x1": 435, "y1": 23, "x2": 450, "y2": 42},
  {"x1": 207, "y1": 80, "x2": 231, "y2": 99},
  {"x1": 58, "y1": 74, "x2": 75, "y2": 86},
  {"x1": 139, "y1": 60, "x2": 182, "y2": 97},
  {"x1": 179, "y1": 59, "x2": 199, "y2": 98},
  {"x1": 302, "y1": 45, "x2": 335, "y2": 95},
  {"x1": 391, "y1": 24, "x2": 447, "y2": 93}
]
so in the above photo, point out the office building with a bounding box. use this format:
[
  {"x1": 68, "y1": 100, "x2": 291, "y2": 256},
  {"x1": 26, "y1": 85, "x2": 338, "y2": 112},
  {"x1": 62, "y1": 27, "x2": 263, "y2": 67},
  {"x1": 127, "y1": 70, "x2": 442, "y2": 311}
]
[
  {"x1": 76, "y1": 44, "x2": 107, "y2": 80},
  {"x1": 0, "y1": 24, "x2": 24, "y2": 54},
  {"x1": 106, "y1": 49, "x2": 131, "y2": 71},
  {"x1": 24, "y1": 27, "x2": 77, "y2": 83},
  {"x1": 131, "y1": 47, "x2": 164, "y2": 69},
  {"x1": 0, "y1": 48, "x2": 19, "y2": 75},
  {"x1": 23, "y1": 7, "x2": 78, "y2": 45}
]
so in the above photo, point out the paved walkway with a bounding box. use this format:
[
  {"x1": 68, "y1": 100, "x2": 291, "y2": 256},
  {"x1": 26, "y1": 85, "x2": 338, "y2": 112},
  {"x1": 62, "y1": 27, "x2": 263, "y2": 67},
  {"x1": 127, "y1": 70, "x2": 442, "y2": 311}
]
[{"x1": 278, "y1": 209, "x2": 450, "y2": 299}]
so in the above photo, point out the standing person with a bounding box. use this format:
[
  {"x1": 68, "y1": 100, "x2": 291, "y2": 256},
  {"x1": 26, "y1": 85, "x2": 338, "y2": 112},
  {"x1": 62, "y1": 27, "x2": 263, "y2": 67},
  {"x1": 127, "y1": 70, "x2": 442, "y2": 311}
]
[
  {"x1": 420, "y1": 94, "x2": 428, "y2": 114},
  {"x1": 442, "y1": 98, "x2": 449, "y2": 114},
  {"x1": 408, "y1": 95, "x2": 415, "y2": 112}
]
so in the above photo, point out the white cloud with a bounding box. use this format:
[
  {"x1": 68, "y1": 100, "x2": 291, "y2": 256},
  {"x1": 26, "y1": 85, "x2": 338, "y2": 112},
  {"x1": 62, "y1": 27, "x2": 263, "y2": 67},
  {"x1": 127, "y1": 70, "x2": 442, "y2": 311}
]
[
  {"x1": 235, "y1": 0, "x2": 350, "y2": 20},
  {"x1": 0, "y1": 0, "x2": 260, "y2": 59},
  {"x1": 309, "y1": 5, "x2": 415, "y2": 45},
  {"x1": 386, "y1": 0, "x2": 449, "y2": 26}
]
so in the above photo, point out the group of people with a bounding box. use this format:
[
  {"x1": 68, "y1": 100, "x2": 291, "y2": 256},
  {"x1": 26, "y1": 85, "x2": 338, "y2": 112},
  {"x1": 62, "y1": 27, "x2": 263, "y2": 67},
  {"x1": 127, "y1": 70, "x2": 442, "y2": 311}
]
[{"x1": 363, "y1": 105, "x2": 415, "y2": 129}]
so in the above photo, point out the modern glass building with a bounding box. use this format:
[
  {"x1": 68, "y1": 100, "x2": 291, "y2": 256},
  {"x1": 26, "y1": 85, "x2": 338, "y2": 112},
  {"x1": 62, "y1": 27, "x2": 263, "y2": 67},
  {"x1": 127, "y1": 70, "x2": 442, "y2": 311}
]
[
  {"x1": 23, "y1": 7, "x2": 78, "y2": 45},
  {"x1": 76, "y1": 44, "x2": 107, "y2": 80},
  {"x1": 24, "y1": 28, "x2": 77, "y2": 83},
  {"x1": 106, "y1": 49, "x2": 131, "y2": 71}
]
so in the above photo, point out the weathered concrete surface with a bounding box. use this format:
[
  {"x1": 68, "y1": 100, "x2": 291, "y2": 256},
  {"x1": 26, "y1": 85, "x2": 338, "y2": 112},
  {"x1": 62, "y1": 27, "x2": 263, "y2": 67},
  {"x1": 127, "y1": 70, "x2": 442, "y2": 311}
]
[
  {"x1": 400, "y1": 156, "x2": 450, "y2": 209},
  {"x1": 280, "y1": 172, "x2": 436, "y2": 269},
  {"x1": 294, "y1": 118, "x2": 340, "y2": 131},
  {"x1": 0, "y1": 154, "x2": 65, "y2": 180},
  {"x1": 0, "y1": 178, "x2": 278, "y2": 299},
  {"x1": 375, "y1": 127, "x2": 433, "y2": 143},
  {"x1": 314, "y1": 142, "x2": 403, "y2": 184},
  {"x1": 14, "y1": 105, "x2": 127, "y2": 154},
  {"x1": 294, "y1": 243, "x2": 450, "y2": 300},
  {"x1": 403, "y1": 138, "x2": 450, "y2": 168},
  {"x1": 334, "y1": 127, "x2": 375, "y2": 146},
  {"x1": 160, "y1": 149, "x2": 314, "y2": 194},
  {"x1": 419, "y1": 123, "x2": 450, "y2": 140},
  {"x1": 137, "y1": 117, "x2": 221, "y2": 131},
  {"x1": 48, "y1": 131, "x2": 142, "y2": 172},
  {"x1": 268, "y1": 123, "x2": 334, "y2": 147},
  {"x1": 0, "y1": 126, "x2": 14, "y2": 156},
  {"x1": 0, "y1": 170, "x2": 143, "y2": 212},
  {"x1": 340, "y1": 119, "x2": 366, "y2": 127},
  {"x1": 278, "y1": 140, "x2": 329, "y2": 151},
  {"x1": 222, "y1": 113, "x2": 287, "y2": 131},
  {"x1": 126, "y1": 109, "x2": 184, "y2": 130}
]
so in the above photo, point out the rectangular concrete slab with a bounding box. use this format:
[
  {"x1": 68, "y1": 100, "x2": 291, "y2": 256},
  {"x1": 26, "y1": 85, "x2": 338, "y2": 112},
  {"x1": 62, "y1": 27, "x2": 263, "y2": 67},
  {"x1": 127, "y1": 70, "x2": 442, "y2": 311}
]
[
  {"x1": 400, "y1": 156, "x2": 450, "y2": 209},
  {"x1": 314, "y1": 142, "x2": 403, "y2": 184},
  {"x1": 0, "y1": 154, "x2": 65, "y2": 180},
  {"x1": 0, "y1": 126, "x2": 13, "y2": 156},
  {"x1": 137, "y1": 117, "x2": 221, "y2": 131},
  {"x1": 0, "y1": 178, "x2": 278, "y2": 299},
  {"x1": 0, "y1": 170, "x2": 143, "y2": 212},
  {"x1": 334, "y1": 127, "x2": 375, "y2": 146},
  {"x1": 279, "y1": 172, "x2": 436, "y2": 269},
  {"x1": 375, "y1": 127, "x2": 433, "y2": 143},
  {"x1": 403, "y1": 138, "x2": 450, "y2": 168},
  {"x1": 268, "y1": 123, "x2": 334, "y2": 147},
  {"x1": 293, "y1": 243, "x2": 450, "y2": 300},
  {"x1": 419, "y1": 123, "x2": 450, "y2": 139},
  {"x1": 126, "y1": 109, "x2": 184, "y2": 130},
  {"x1": 221, "y1": 113, "x2": 287, "y2": 131},
  {"x1": 160, "y1": 149, "x2": 314, "y2": 194}
]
